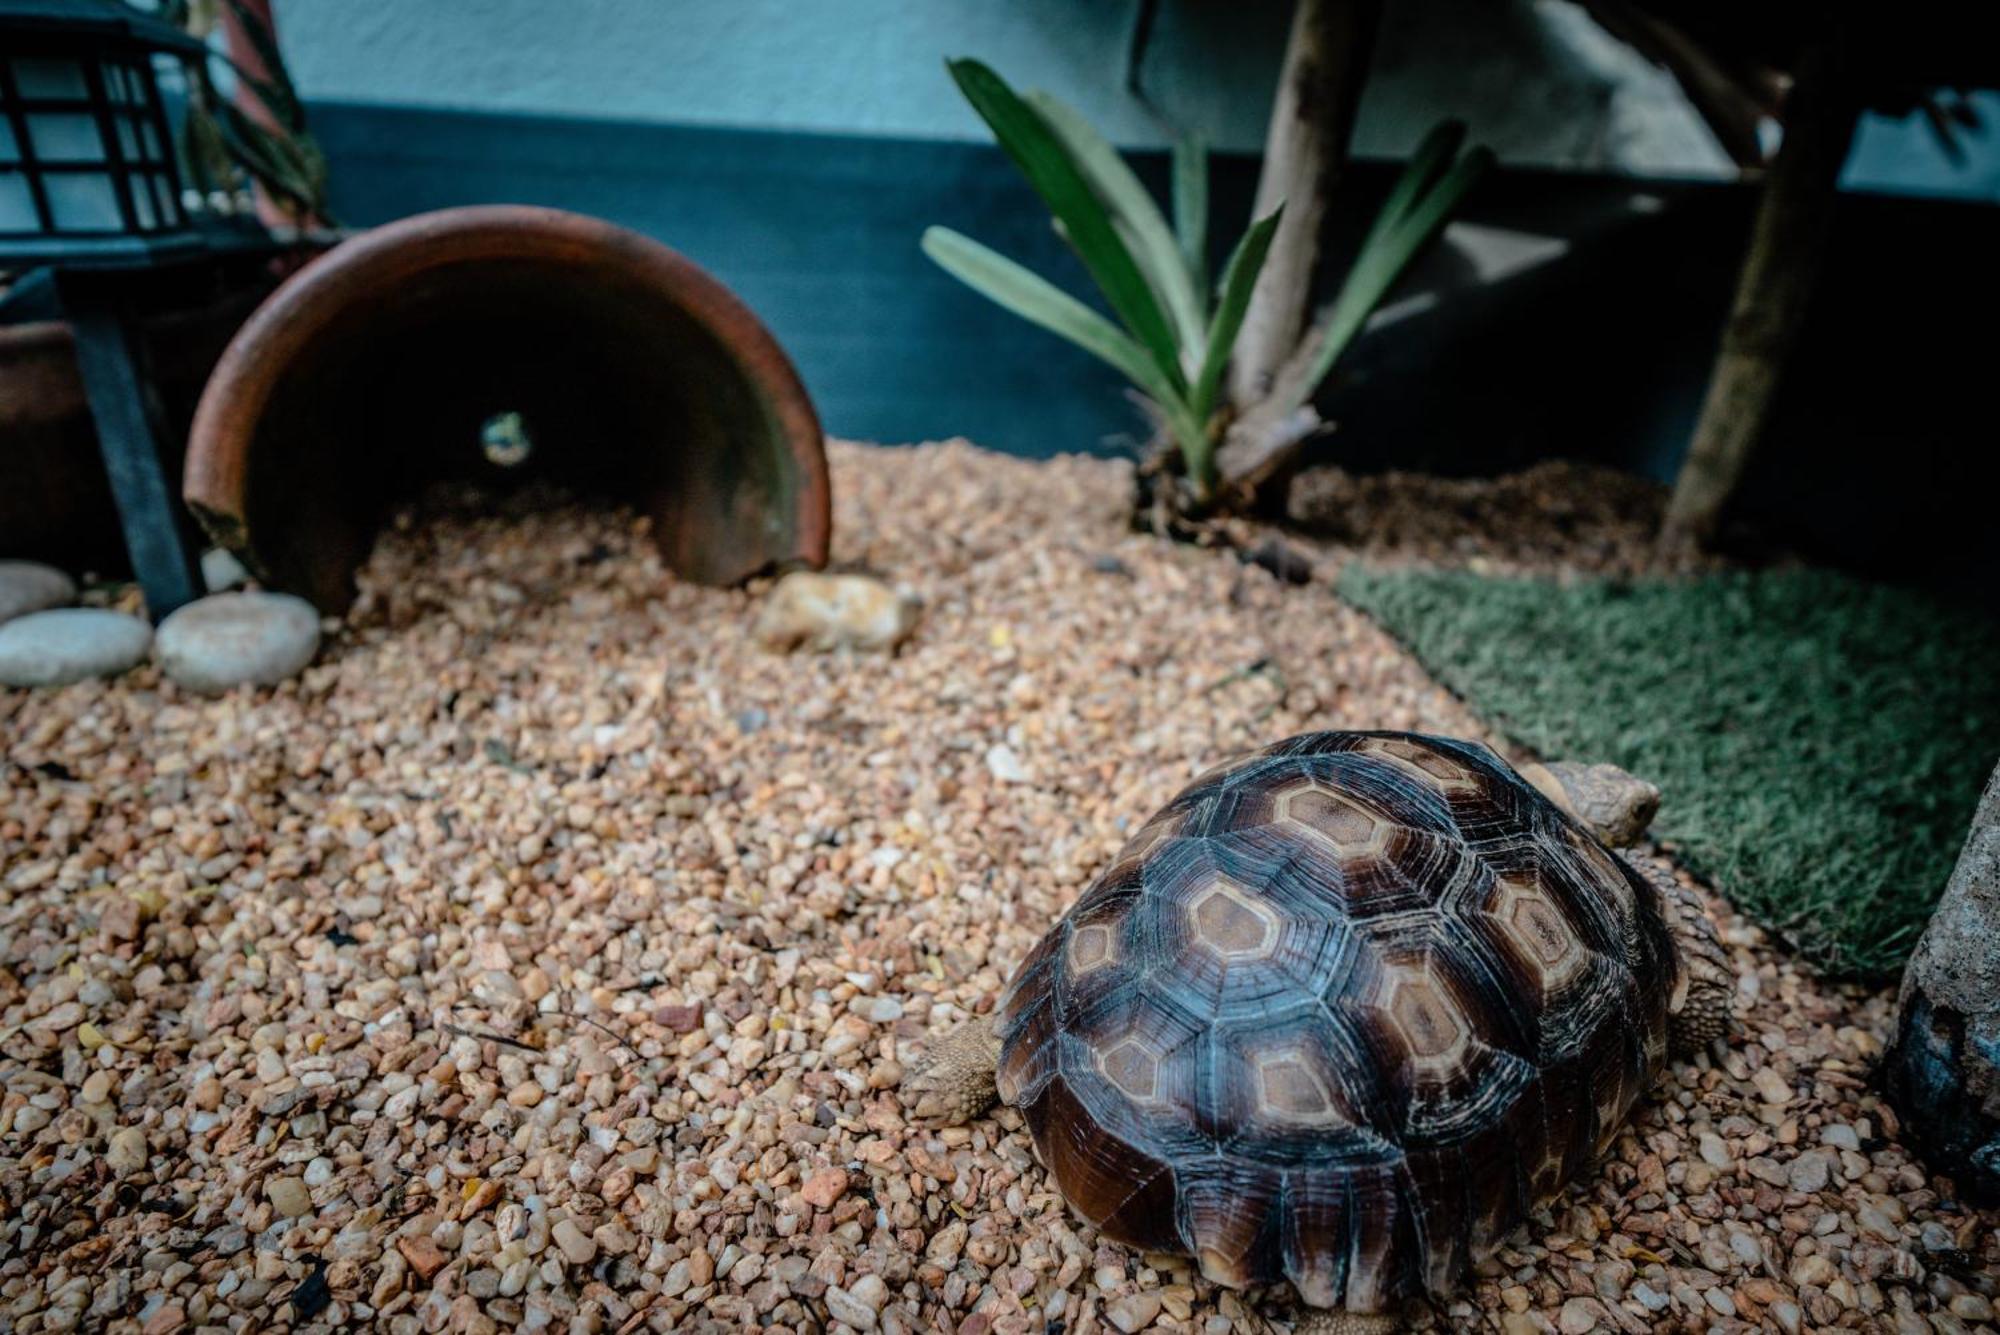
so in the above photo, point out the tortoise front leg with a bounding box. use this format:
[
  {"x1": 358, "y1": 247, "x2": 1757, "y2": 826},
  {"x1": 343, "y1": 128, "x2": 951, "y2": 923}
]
[
  {"x1": 903, "y1": 1012, "x2": 1003, "y2": 1123},
  {"x1": 1622, "y1": 853, "x2": 1735, "y2": 1057}
]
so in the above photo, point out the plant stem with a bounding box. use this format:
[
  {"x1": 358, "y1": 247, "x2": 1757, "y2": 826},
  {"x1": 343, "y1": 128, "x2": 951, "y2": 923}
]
[{"x1": 1227, "y1": 0, "x2": 1382, "y2": 409}]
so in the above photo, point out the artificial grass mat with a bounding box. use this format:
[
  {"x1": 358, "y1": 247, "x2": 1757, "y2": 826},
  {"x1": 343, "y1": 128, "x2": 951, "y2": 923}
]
[{"x1": 1338, "y1": 565, "x2": 2000, "y2": 978}]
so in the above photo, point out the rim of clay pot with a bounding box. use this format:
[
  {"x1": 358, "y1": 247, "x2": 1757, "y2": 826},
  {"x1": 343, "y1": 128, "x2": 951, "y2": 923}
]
[{"x1": 184, "y1": 203, "x2": 830, "y2": 611}]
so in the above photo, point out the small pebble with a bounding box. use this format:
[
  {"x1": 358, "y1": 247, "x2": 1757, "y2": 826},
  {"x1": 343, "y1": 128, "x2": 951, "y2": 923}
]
[
  {"x1": 0, "y1": 560, "x2": 75, "y2": 625},
  {"x1": 105, "y1": 1127, "x2": 148, "y2": 1174},
  {"x1": 550, "y1": 1219, "x2": 595, "y2": 1266},
  {"x1": 154, "y1": 591, "x2": 320, "y2": 693},
  {"x1": 1557, "y1": 1297, "x2": 1599, "y2": 1333},
  {"x1": 753, "y1": 571, "x2": 917, "y2": 654},
  {"x1": 1752, "y1": 1065, "x2": 1793, "y2": 1105},
  {"x1": 0, "y1": 608, "x2": 151, "y2": 686},
  {"x1": 200, "y1": 547, "x2": 250, "y2": 593},
  {"x1": 1788, "y1": 1150, "x2": 1832, "y2": 1193},
  {"x1": 825, "y1": 1281, "x2": 880, "y2": 1330},
  {"x1": 857, "y1": 996, "x2": 903, "y2": 1023},
  {"x1": 985, "y1": 743, "x2": 1028, "y2": 783},
  {"x1": 265, "y1": 1176, "x2": 312, "y2": 1218},
  {"x1": 1106, "y1": 1292, "x2": 1162, "y2": 1333},
  {"x1": 397, "y1": 1234, "x2": 448, "y2": 1280},
  {"x1": 799, "y1": 1167, "x2": 849, "y2": 1209}
]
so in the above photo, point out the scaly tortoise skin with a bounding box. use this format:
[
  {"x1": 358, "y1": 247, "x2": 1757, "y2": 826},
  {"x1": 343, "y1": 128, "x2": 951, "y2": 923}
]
[{"x1": 908, "y1": 731, "x2": 1731, "y2": 1328}]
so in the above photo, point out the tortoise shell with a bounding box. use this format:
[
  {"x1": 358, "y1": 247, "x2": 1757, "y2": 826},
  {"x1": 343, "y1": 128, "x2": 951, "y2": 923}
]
[{"x1": 994, "y1": 731, "x2": 1678, "y2": 1311}]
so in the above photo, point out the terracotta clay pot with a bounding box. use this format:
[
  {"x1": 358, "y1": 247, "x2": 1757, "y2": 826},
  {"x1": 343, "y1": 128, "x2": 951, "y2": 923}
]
[{"x1": 184, "y1": 205, "x2": 830, "y2": 613}]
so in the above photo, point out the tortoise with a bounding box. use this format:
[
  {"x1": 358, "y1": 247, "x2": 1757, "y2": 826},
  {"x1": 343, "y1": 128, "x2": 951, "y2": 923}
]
[{"x1": 904, "y1": 731, "x2": 1732, "y2": 1332}]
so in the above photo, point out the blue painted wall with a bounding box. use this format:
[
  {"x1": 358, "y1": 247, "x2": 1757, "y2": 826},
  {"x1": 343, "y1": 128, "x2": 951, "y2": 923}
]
[{"x1": 273, "y1": 0, "x2": 1998, "y2": 197}]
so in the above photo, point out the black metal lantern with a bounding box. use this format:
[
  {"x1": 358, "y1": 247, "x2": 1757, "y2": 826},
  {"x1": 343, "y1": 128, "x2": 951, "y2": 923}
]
[
  {"x1": 1, "y1": 2, "x2": 296, "y2": 619},
  {"x1": 0, "y1": 0, "x2": 212, "y2": 268}
]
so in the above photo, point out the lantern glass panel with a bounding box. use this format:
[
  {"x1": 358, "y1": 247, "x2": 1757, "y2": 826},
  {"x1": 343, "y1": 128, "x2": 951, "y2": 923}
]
[
  {"x1": 0, "y1": 20, "x2": 209, "y2": 256},
  {"x1": 45, "y1": 170, "x2": 121, "y2": 231},
  {"x1": 10, "y1": 56, "x2": 88, "y2": 100},
  {"x1": 28, "y1": 112, "x2": 106, "y2": 162},
  {"x1": 0, "y1": 172, "x2": 34, "y2": 231}
]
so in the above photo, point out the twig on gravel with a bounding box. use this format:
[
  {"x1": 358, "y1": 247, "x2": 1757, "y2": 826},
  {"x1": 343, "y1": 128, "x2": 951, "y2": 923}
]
[
  {"x1": 568, "y1": 1012, "x2": 643, "y2": 1063},
  {"x1": 441, "y1": 1020, "x2": 542, "y2": 1054}
]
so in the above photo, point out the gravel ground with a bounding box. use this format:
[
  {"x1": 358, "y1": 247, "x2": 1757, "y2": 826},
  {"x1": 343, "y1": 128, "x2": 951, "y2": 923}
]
[
  {"x1": 2, "y1": 439, "x2": 1994, "y2": 1334},
  {"x1": 1286, "y1": 461, "x2": 1738, "y2": 579}
]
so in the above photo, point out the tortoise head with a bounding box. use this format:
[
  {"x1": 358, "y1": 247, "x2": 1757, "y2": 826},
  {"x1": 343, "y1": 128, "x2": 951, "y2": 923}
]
[{"x1": 1520, "y1": 760, "x2": 1660, "y2": 849}]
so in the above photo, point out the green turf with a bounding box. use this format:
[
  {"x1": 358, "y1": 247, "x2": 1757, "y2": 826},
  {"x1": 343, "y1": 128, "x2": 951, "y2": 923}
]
[{"x1": 1337, "y1": 565, "x2": 2000, "y2": 978}]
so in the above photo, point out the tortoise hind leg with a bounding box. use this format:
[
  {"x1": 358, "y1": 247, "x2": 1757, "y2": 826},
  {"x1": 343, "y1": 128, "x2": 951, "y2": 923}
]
[{"x1": 903, "y1": 1012, "x2": 1002, "y2": 1123}]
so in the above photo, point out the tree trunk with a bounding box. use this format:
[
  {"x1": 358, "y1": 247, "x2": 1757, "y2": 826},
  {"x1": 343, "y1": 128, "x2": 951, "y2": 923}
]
[
  {"x1": 1658, "y1": 31, "x2": 1858, "y2": 552},
  {"x1": 1882, "y1": 760, "x2": 2000, "y2": 1206},
  {"x1": 1226, "y1": 0, "x2": 1380, "y2": 411}
]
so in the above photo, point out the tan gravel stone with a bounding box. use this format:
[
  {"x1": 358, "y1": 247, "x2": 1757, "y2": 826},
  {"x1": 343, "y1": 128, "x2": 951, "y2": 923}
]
[
  {"x1": 1106, "y1": 1290, "x2": 1163, "y2": 1331},
  {"x1": 265, "y1": 1176, "x2": 311, "y2": 1218},
  {"x1": 396, "y1": 1235, "x2": 448, "y2": 1281},
  {"x1": 105, "y1": 1126, "x2": 148, "y2": 1174},
  {"x1": 550, "y1": 1218, "x2": 596, "y2": 1266},
  {"x1": 799, "y1": 1166, "x2": 850, "y2": 1209}
]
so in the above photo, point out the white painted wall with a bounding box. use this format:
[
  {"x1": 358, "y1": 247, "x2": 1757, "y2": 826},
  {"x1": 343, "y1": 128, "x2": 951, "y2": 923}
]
[{"x1": 271, "y1": 0, "x2": 1995, "y2": 195}]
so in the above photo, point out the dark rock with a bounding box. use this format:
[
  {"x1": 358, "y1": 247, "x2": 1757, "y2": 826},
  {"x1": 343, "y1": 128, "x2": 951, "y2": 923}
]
[{"x1": 1242, "y1": 537, "x2": 1313, "y2": 585}]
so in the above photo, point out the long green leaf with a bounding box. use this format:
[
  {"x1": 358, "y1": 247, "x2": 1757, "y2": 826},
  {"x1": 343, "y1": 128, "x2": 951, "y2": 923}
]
[
  {"x1": 1358, "y1": 120, "x2": 1466, "y2": 258},
  {"x1": 946, "y1": 59, "x2": 1185, "y2": 393},
  {"x1": 219, "y1": 101, "x2": 325, "y2": 216},
  {"x1": 1172, "y1": 133, "x2": 1209, "y2": 306},
  {"x1": 1289, "y1": 143, "x2": 1493, "y2": 411},
  {"x1": 1025, "y1": 89, "x2": 1204, "y2": 358},
  {"x1": 217, "y1": 0, "x2": 306, "y2": 131},
  {"x1": 215, "y1": 53, "x2": 306, "y2": 136},
  {"x1": 1190, "y1": 206, "x2": 1282, "y2": 424},
  {"x1": 921, "y1": 228, "x2": 1201, "y2": 449}
]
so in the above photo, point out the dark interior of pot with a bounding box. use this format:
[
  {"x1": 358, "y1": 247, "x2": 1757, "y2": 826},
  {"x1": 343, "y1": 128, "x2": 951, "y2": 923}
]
[{"x1": 235, "y1": 254, "x2": 800, "y2": 612}]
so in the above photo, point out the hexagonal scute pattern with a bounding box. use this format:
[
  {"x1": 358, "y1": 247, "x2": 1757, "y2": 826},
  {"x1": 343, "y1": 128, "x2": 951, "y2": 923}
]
[
  {"x1": 997, "y1": 731, "x2": 1680, "y2": 1316},
  {"x1": 1187, "y1": 878, "x2": 1281, "y2": 960}
]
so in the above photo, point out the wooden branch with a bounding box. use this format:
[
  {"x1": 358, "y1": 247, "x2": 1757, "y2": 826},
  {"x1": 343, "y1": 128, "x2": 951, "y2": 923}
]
[
  {"x1": 1214, "y1": 399, "x2": 1329, "y2": 515},
  {"x1": 1227, "y1": 0, "x2": 1382, "y2": 410},
  {"x1": 1575, "y1": 0, "x2": 1778, "y2": 171},
  {"x1": 1659, "y1": 31, "x2": 1858, "y2": 552}
]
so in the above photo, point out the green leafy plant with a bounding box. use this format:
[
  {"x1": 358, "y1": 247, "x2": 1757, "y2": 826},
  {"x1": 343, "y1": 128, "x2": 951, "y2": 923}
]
[
  {"x1": 922, "y1": 58, "x2": 1489, "y2": 509},
  {"x1": 152, "y1": 0, "x2": 332, "y2": 225},
  {"x1": 1280, "y1": 120, "x2": 1491, "y2": 421}
]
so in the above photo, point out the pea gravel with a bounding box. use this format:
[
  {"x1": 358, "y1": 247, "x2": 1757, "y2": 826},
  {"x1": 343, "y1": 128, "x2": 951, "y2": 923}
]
[{"x1": 2, "y1": 440, "x2": 1994, "y2": 1334}]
